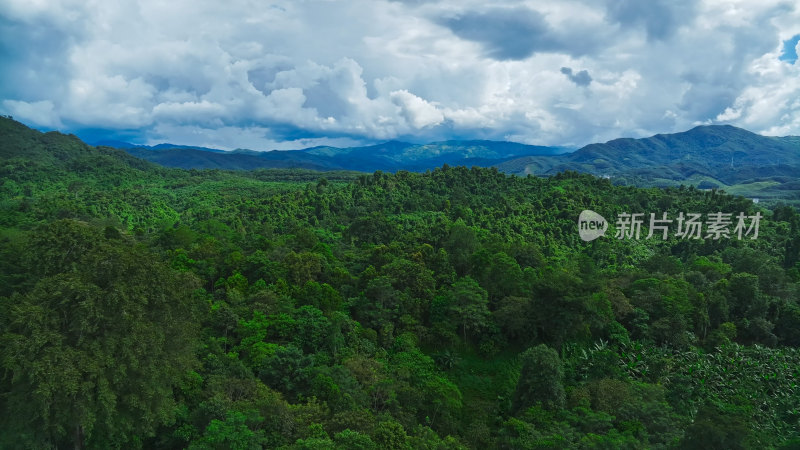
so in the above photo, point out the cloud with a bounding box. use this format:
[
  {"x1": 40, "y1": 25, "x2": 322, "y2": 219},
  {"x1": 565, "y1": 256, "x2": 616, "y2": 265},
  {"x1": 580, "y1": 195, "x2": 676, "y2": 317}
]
[
  {"x1": 714, "y1": 50, "x2": 800, "y2": 136},
  {"x1": 390, "y1": 90, "x2": 444, "y2": 129},
  {"x1": 152, "y1": 100, "x2": 228, "y2": 125},
  {"x1": 147, "y1": 123, "x2": 366, "y2": 151},
  {"x1": 602, "y1": 0, "x2": 697, "y2": 41},
  {"x1": 438, "y1": 7, "x2": 561, "y2": 60},
  {"x1": 1, "y1": 0, "x2": 799, "y2": 150},
  {"x1": 560, "y1": 67, "x2": 592, "y2": 86},
  {"x1": 1, "y1": 100, "x2": 63, "y2": 128}
]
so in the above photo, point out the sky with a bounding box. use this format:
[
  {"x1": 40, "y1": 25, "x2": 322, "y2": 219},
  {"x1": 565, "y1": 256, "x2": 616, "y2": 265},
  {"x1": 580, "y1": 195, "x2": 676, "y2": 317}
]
[{"x1": 1, "y1": 0, "x2": 799, "y2": 151}]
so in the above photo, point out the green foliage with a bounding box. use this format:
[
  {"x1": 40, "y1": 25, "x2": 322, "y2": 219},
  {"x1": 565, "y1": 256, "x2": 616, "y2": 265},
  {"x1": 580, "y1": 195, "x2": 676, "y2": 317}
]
[
  {"x1": 444, "y1": 277, "x2": 491, "y2": 344},
  {"x1": 680, "y1": 403, "x2": 751, "y2": 449},
  {"x1": 372, "y1": 420, "x2": 410, "y2": 450},
  {"x1": 2, "y1": 119, "x2": 800, "y2": 448},
  {"x1": 189, "y1": 410, "x2": 266, "y2": 450},
  {"x1": 513, "y1": 345, "x2": 566, "y2": 413},
  {"x1": 0, "y1": 220, "x2": 201, "y2": 448}
]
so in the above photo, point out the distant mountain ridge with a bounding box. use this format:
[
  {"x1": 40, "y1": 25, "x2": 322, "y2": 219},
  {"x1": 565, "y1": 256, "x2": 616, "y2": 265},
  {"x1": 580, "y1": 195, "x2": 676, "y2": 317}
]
[
  {"x1": 510, "y1": 125, "x2": 797, "y2": 175},
  {"x1": 121, "y1": 139, "x2": 572, "y2": 172},
  {"x1": 88, "y1": 139, "x2": 227, "y2": 153},
  {"x1": 102, "y1": 123, "x2": 800, "y2": 205},
  {"x1": 2, "y1": 116, "x2": 799, "y2": 205},
  {"x1": 496, "y1": 125, "x2": 800, "y2": 182},
  {"x1": 491, "y1": 125, "x2": 800, "y2": 205}
]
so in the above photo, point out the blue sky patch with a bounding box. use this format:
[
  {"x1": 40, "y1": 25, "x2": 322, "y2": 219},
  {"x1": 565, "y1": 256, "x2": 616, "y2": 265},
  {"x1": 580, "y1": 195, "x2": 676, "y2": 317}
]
[{"x1": 780, "y1": 34, "x2": 799, "y2": 63}]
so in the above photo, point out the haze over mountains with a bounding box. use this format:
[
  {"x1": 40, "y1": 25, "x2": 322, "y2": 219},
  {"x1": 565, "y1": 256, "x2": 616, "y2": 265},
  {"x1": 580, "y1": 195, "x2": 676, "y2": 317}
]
[
  {"x1": 3, "y1": 116, "x2": 799, "y2": 205},
  {"x1": 113, "y1": 123, "x2": 800, "y2": 203},
  {"x1": 120, "y1": 140, "x2": 571, "y2": 172},
  {"x1": 110, "y1": 125, "x2": 798, "y2": 178},
  {"x1": 499, "y1": 125, "x2": 800, "y2": 183}
]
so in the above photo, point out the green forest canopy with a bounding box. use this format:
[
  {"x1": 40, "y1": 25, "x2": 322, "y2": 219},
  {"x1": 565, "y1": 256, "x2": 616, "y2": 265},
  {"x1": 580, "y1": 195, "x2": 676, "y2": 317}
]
[{"x1": 1, "y1": 117, "x2": 799, "y2": 448}]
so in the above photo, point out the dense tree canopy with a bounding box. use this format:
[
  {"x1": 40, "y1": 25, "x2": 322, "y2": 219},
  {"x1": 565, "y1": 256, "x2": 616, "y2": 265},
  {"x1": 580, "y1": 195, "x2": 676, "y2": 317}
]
[{"x1": 1, "y1": 120, "x2": 800, "y2": 448}]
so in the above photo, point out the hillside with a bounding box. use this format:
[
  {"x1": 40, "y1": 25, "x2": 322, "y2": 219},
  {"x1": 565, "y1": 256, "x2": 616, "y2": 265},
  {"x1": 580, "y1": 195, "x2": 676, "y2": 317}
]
[
  {"x1": 110, "y1": 123, "x2": 800, "y2": 204},
  {"x1": 495, "y1": 125, "x2": 800, "y2": 205},
  {"x1": 2, "y1": 117, "x2": 800, "y2": 448},
  {"x1": 117, "y1": 137, "x2": 569, "y2": 172},
  {"x1": 0, "y1": 115, "x2": 159, "y2": 179}
]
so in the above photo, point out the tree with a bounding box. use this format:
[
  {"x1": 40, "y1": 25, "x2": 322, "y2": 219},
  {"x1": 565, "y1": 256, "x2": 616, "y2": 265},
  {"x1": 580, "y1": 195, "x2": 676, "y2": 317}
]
[
  {"x1": 0, "y1": 220, "x2": 201, "y2": 449},
  {"x1": 189, "y1": 410, "x2": 265, "y2": 450},
  {"x1": 443, "y1": 221, "x2": 478, "y2": 277},
  {"x1": 333, "y1": 429, "x2": 378, "y2": 450},
  {"x1": 727, "y1": 272, "x2": 763, "y2": 319},
  {"x1": 494, "y1": 296, "x2": 536, "y2": 343},
  {"x1": 354, "y1": 276, "x2": 402, "y2": 331},
  {"x1": 480, "y1": 252, "x2": 524, "y2": 304},
  {"x1": 446, "y1": 277, "x2": 490, "y2": 343},
  {"x1": 258, "y1": 345, "x2": 314, "y2": 401},
  {"x1": 372, "y1": 420, "x2": 410, "y2": 450},
  {"x1": 512, "y1": 345, "x2": 565, "y2": 413},
  {"x1": 680, "y1": 403, "x2": 750, "y2": 449},
  {"x1": 381, "y1": 258, "x2": 436, "y2": 320}
]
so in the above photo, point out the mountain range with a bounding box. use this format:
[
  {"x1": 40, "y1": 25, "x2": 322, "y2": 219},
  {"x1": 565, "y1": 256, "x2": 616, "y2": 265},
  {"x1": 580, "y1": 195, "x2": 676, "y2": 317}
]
[
  {"x1": 121, "y1": 140, "x2": 571, "y2": 172},
  {"x1": 499, "y1": 125, "x2": 800, "y2": 183},
  {"x1": 2, "y1": 116, "x2": 799, "y2": 205},
  {"x1": 498, "y1": 125, "x2": 800, "y2": 204},
  {"x1": 115, "y1": 124, "x2": 800, "y2": 204}
]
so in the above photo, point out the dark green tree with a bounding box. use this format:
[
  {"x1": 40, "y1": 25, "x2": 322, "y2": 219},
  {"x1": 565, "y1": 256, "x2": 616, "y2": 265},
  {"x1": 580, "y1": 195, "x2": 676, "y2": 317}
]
[
  {"x1": 512, "y1": 344, "x2": 566, "y2": 413},
  {"x1": 446, "y1": 277, "x2": 490, "y2": 343},
  {"x1": 0, "y1": 220, "x2": 201, "y2": 449}
]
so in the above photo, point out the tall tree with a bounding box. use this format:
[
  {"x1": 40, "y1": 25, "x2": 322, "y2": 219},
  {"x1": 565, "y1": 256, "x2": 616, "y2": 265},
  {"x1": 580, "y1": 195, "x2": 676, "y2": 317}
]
[
  {"x1": 0, "y1": 220, "x2": 201, "y2": 449},
  {"x1": 512, "y1": 344, "x2": 565, "y2": 414},
  {"x1": 446, "y1": 277, "x2": 490, "y2": 343}
]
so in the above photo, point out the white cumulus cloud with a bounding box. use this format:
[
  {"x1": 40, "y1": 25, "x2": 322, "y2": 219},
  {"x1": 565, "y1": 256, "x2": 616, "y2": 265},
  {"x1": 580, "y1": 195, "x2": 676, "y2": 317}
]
[
  {"x1": 390, "y1": 90, "x2": 444, "y2": 129},
  {"x1": 1, "y1": 0, "x2": 799, "y2": 149}
]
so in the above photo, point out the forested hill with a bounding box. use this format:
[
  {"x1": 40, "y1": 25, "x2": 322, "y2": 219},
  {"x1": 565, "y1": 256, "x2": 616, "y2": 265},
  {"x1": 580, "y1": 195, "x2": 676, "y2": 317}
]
[
  {"x1": 500, "y1": 125, "x2": 800, "y2": 179},
  {"x1": 99, "y1": 117, "x2": 800, "y2": 205},
  {"x1": 2, "y1": 116, "x2": 800, "y2": 448},
  {"x1": 16, "y1": 115, "x2": 799, "y2": 204},
  {"x1": 122, "y1": 137, "x2": 568, "y2": 172},
  {"x1": 497, "y1": 125, "x2": 800, "y2": 204},
  {"x1": 0, "y1": 115, "x2": 156, "y2": 172}
]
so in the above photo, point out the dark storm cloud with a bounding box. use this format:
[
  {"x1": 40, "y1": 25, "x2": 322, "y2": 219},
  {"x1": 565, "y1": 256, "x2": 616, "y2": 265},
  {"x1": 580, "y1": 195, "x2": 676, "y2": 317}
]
[
  {"x1": 439, "y1": 7, "x2": 571, "y2": 60},
  {"x1": 603, "y1": 0, "x2": 698, "y2": 41},
  {"x1": 560, "y1": 67, "x2": 592, "y2": 86},
  {"x1": 0, "y1": 16, "x2": 74, "y2": 102}
]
